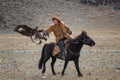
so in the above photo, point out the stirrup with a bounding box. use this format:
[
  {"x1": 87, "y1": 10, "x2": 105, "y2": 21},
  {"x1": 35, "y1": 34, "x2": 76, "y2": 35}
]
[{"x1": 58, "y1": 52, "x2": 66, "y2": 60}]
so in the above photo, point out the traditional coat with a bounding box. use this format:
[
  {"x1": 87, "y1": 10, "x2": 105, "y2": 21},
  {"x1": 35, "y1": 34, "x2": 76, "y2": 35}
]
[{"x1": 45, "y1": 17, "x2": 72, "y2": 43}]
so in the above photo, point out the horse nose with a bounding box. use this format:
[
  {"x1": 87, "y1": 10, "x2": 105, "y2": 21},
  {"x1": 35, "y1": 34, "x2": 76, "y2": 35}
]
[
  {"x1": 92, "y1": 41, "x2": 95, "y2": 46},
  {"x1": 93, "y1": 42, "x2": 95, "y2": 46},
  {"x1": 90, "y1": 40, "x2": 95, "y2": 46}
]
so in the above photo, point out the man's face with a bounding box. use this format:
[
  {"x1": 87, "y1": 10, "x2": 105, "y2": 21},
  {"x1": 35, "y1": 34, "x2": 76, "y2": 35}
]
[{"x1": 52, "y1": 19, "x2": 59, "y2": 25}]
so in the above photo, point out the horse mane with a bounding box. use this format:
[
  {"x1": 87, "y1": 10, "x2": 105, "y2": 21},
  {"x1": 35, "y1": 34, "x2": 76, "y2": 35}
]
[
  {"x1": 74, "y1": 31, "x2": 87, "y2": 40},
  {"x1": 66, "y1": 31, "x2": 87, "y2": 44}
]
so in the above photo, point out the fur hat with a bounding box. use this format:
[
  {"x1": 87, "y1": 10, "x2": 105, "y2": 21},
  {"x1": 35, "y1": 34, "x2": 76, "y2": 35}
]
[{"x1": 52, "y1": 16, "x2": 60, "y2": 22}]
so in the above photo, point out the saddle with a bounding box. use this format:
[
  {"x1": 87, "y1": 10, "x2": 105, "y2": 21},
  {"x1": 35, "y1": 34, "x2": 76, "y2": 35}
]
[
  {"x1": 53, "y1": 45, "x2": 60, "y2": 56},
  {"x1": 52, "y1": 39, "x2": 69, "y2": 56}
]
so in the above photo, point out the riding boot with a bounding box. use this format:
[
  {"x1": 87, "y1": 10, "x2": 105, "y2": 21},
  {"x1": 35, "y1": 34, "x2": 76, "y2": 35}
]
[
  {"x1": 58, "y1": 51, "x2": 66, "y2": 60},
  {"x1": 59, "y1": 40, "x2": 65, "y2": 60},
  {"x1": 58, "y1": 39, "x2": 67, "y2": 60}
]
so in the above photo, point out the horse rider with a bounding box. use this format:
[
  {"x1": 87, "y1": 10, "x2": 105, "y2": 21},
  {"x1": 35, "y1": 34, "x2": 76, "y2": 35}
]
[{"x1": 41, "y1": 16, "x2": 72, "y2": 59}]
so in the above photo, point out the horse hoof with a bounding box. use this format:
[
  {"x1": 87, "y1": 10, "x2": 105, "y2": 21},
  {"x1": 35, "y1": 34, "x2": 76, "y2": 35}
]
[
  {"x1": 61, "y1": 73, "x2": 64, "y2": 76},
  {"x1": 78, "y1": 74, "x2": 83, "y2": 77},
  {"x1": 53, "y1": 73, "x2": 56, "y2": 75},
  {"x1": 41, "y1": 75, "x2": 46, "y2": 79},
  {"x1": 38, "y1": 66, "x2": 42, "y2": 69}
]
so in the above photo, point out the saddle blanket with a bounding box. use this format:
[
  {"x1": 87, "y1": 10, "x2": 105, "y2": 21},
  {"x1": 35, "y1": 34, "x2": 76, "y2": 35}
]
[{"x1": 53, "y1": 45, "x2": 60, "y2": 56}]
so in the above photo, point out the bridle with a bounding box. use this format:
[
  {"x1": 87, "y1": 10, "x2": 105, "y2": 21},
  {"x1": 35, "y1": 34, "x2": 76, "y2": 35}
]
[{"x1": 68, "y1": 37, "x2": 90, "y2": 45}]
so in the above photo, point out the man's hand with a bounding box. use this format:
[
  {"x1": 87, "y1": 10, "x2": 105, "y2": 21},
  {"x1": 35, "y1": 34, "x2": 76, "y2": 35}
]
[{"x1": 41, "y1": 31, "x2": 49, "y2": 38}]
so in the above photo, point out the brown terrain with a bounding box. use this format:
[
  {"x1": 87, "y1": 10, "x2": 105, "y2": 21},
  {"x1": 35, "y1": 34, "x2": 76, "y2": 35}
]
[{"x1": 0, "y1": 0, "x2": 120, "y2": 80}]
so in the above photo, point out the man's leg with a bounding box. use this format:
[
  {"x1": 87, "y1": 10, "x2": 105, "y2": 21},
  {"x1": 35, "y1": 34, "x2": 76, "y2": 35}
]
[{"x1": 58, "y1": 39, "x2": 66, "y2": 59}]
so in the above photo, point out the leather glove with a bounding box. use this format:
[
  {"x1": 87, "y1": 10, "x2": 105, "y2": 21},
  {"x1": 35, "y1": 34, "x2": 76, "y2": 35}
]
[{"x1": 41, "y1": 31, "x2": 49, "y2": 37}]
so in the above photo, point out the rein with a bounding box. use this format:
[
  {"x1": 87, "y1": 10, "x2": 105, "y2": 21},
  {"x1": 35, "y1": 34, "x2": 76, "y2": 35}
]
[
  {"x1": 65, "y1": 34, "x2": 90, "y2": 56},
  {"x1": 68, "y1": 41, "x2": 79, "y2": 44},
  {"x1": 66, "y1": 38, "x2": 88, "y2": 56},
  {"x1": 67, "y1": 38, "x2": 88, "y2": 44}
]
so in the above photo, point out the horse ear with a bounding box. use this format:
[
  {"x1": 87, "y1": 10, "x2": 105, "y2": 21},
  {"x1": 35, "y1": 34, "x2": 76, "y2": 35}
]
[{"x1": 82, "y1": 31, "x2": 87, "y2": 35}]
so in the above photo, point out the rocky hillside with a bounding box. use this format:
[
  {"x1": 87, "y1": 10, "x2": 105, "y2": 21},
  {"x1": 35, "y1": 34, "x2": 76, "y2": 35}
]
[{"x1": 0, "y1": 0, "x2": 120, "y2": 33}]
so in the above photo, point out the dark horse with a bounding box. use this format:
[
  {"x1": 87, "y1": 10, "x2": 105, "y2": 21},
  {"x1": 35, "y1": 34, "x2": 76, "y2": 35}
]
[{"x1": 38, "y1": 31, "x2": 95, "y2": 77}]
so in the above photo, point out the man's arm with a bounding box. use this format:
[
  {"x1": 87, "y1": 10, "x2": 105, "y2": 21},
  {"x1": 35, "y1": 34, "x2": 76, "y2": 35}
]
[
  {"x1": 45, "y1": 25, "x2": 54, "y2": 34},
  {"x1": 41, "y1": 25, "x2": 54, "y2": 37},
  {"x1": 64, "y1": 24, "x2": 72, "y2": 35}
]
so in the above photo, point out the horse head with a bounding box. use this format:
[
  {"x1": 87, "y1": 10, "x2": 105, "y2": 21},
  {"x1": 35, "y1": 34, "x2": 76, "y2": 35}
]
[{"x1": 77, "y1": 31, "x2": 95, "y2": 47}]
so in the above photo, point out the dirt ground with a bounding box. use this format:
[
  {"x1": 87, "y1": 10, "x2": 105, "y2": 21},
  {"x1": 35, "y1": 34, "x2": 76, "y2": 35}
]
[
  {"x1": 0, "y1": 0, "x2": 120, "y2": 80},
  {"x1": 0, "y1": 51, "x2": 120, "y2": 80},
  {"x1": 0, "y1": 26, "x2": 120, "y2": 80}
]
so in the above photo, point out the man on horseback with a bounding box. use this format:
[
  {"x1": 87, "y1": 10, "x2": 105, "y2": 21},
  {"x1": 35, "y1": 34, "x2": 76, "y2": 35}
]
[{"x1": 42, "y1": 16, "x2": 72, "y2": 59}]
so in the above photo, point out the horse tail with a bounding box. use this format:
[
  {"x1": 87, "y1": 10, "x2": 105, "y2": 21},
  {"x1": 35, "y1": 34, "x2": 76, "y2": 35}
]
[{"x1": 38, "y1": 44, "x2": 47, "y2": 69}]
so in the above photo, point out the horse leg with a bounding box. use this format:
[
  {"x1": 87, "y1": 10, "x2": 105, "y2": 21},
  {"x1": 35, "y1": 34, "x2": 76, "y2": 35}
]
[
  {"x1": 61, "y1": 60, "x2": 69, "y2": 76},
  {"x1": 51, "y1": 57, "x2": 57, "y2": 75},
  {"x1": 42, "y1": 56, "x2": 50, "y2": 74},
  {"x1": 74, "y1": 59, "x2": 83, "y2": 77},
  {"x1": 99, "y1": 0, "x2": 103, "y2": 5},
  {"x1": 101, "y1": 0, "x2": 106, "y2": 5},
  {"x1": 97, "y1": 0, "x2": 102, "y2": 5},
  {"x1": 86, "y1": 0, "x2": 90, "y2": 5},
  {"x1": 109, "y1": 0, "x2": 113, "y2": 4}
]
